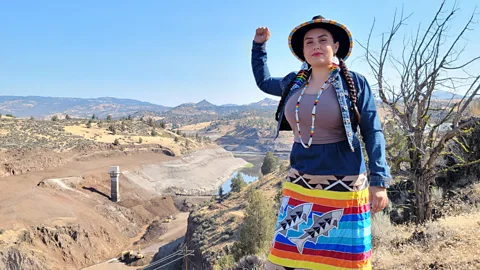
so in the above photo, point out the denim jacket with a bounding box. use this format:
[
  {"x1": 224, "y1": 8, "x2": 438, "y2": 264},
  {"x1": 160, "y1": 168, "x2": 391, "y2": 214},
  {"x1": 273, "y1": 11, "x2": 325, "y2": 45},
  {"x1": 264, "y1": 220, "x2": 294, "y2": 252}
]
[{"x1": 251, "y1": 41, "x2": 392, "y2": 188}]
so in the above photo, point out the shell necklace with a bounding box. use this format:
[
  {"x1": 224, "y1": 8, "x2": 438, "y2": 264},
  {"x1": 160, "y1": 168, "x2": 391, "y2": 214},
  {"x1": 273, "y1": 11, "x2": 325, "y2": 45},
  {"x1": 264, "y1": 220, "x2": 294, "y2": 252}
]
[{"x1": 295, "y1": 65, "x2": 338, "y2": 149}]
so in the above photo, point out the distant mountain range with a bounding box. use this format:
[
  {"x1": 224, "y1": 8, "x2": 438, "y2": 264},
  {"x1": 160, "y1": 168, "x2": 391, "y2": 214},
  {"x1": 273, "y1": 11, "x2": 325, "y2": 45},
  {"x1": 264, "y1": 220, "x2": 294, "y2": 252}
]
[
  {"x1": 2, "y1": 91, "x2": 464, "y2": 122},
  {"x1": 431, "y1": 90, "x2": 464, "y2": 100},
  {"x1": 0, "y1": 96, "x2": 280, "y2": 119},
  {"x1": 0, "y1": 90, "x2": 467, "y2": 121},
  {"x1": 374, "y1": 90, "x2": 463, "y2": 103},
  {"x1": 157, "y1": 98, "x2": 280, "y2": 126},
  {"x1": 0, "y1": 96, "x2": 170, "y2": 119}
]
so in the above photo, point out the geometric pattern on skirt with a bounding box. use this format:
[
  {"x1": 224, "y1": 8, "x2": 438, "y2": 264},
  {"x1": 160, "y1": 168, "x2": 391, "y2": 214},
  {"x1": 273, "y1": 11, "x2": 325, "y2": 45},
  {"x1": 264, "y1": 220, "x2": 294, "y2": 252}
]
[
  {"x1": 266, "y1": 170, "x2": 371, "y2": 270},
  {"x1": 286, "y1": 168, "x2": 369, "y2": 192}
]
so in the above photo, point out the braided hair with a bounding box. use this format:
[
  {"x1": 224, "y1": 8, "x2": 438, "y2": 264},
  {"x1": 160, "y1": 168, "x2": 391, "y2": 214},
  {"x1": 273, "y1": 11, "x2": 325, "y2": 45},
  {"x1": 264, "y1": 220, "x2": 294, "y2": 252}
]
[
  {"x1": 339, "y1": 58, "x2": 361, "y2": 124},
  {"x1": 275, "y1": 68, "x2": 312, "y2": 121}
]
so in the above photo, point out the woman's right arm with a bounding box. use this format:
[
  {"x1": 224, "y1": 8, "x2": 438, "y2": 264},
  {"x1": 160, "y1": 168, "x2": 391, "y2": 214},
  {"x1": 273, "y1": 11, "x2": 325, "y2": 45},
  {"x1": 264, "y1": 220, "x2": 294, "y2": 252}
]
[{"x1": 251, "y1": 27, "x2": 295, "y2": 97}]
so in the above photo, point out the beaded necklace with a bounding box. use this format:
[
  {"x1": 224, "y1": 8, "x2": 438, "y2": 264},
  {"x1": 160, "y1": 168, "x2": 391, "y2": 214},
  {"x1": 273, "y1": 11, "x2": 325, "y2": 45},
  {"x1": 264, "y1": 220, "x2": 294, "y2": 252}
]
[{"x1": 295, "y1": 65, "x2": 339, "y2": 149}]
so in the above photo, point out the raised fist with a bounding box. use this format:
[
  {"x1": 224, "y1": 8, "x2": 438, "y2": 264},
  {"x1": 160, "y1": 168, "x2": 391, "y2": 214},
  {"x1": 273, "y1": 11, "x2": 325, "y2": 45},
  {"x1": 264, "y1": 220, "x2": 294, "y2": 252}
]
[{"x1": 254, "y1": 27, "x2": 270, "y2": 44}]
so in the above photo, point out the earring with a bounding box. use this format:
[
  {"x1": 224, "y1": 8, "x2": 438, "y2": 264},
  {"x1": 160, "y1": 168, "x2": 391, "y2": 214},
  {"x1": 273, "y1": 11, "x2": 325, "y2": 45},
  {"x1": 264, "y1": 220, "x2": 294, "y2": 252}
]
[
  {"x1": 332, "y1": 55, "x2": 339, "y2": 65},
  {"x1": 300, "y1": 61, "x2": 310, "y2": 71}
]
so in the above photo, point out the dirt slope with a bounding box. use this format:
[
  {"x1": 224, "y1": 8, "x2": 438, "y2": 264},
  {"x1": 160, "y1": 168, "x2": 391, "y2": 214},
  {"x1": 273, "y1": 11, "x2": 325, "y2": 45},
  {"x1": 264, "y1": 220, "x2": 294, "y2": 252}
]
[{"x1": 0, "y1": 147, "x2": 246, "y2": 270}]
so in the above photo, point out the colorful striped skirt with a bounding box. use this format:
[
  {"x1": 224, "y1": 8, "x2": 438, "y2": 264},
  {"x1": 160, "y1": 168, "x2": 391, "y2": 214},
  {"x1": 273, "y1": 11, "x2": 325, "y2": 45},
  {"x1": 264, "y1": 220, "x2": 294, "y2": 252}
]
[{"x1": 265, "y1": 168, "x2": 371, "y2": 270}]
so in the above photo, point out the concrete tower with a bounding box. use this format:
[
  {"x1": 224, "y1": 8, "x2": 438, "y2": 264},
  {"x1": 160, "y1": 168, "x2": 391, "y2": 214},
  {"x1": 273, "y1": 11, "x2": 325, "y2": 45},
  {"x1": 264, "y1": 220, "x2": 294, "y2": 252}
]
[{"x1": 109, "y1": 166, "x2": 120, "y2": 202}]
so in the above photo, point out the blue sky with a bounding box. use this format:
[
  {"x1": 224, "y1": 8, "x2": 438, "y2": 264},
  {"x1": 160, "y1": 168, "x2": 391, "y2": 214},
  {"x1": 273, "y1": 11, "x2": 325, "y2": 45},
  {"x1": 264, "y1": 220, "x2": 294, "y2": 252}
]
[{"x1": 0, "y1": 0, "x2": 478, "y2": 107}]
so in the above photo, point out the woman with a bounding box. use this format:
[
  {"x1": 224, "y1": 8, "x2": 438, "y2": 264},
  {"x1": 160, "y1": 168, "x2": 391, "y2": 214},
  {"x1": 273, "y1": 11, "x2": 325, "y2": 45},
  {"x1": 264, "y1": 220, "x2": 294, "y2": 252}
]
[{"x1": 251, "y1": 15, "x2": 391, "y2": 270}]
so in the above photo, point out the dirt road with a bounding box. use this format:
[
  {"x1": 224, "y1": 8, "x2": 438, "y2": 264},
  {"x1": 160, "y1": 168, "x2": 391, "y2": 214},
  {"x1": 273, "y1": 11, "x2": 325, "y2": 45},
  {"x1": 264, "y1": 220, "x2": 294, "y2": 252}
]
[
  {"x1": 140, "y1": 212, "x2": 190, "y2": 255},
  {"x1": 82, "y1": 212, "x2": 190, "y2": 270}
]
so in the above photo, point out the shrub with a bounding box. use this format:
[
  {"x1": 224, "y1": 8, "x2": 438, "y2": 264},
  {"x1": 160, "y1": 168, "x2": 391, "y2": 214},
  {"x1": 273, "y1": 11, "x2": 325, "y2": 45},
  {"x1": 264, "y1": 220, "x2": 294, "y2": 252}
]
[
  {"x1": 218, "y1": 186, "x2": 224, "y2": 200},
  {"x1": 233, "y1": 189, "x2": 275, "y2": 260},
  {"x1": 108, "y1": 125, "x2": 116, "y2": 135},
  {"x1": 274, "y1": 189, "x2": 283, "y2": 203},
  {"x1": 234, "y1": 255, "x2": 266, "y2": 270},
  {"x1": 261, "y1": 152, "x2": 280, "y2": 175},
  {"x1": 217, "y1": 254, "x2": 235, "y2": 270},
  {"x1": 230, "y1": 172, "x2": 247, "y2": 193},
  {"x1": 371, "y1": 211, "x2": 397, "y2": 247},
  {"x1": 148, "y1": 118, "x2": 156, "y2": 127},
  {"x1": 225, "y1": 227, "x2": 234, "y2": 235}
]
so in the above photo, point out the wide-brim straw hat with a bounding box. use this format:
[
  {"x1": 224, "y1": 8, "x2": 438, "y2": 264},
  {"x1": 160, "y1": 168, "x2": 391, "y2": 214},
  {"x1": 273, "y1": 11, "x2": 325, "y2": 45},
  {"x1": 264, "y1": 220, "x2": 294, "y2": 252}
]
[{"x1": 289, "y1": 15, "x2": 353, "y2": 62}]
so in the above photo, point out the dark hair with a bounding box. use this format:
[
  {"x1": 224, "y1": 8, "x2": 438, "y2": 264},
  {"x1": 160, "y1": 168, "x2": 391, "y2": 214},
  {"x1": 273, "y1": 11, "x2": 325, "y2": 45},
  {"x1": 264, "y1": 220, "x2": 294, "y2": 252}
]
[
  {"x1": 339, "y1": 58, "x2": 361, "y2": 124},
  {"x1": 275, "y1": 68, "x2": 311, "y2": 122},
  {"x1": 275, "y1": 32, "x2": 361, "y2": 126}
]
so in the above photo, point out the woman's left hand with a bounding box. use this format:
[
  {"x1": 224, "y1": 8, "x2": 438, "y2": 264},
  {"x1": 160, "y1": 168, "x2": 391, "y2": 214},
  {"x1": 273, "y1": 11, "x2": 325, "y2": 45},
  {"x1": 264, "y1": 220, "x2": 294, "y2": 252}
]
[{"x1": 369, "y1": 186, "x2": 388, "y2": 213}]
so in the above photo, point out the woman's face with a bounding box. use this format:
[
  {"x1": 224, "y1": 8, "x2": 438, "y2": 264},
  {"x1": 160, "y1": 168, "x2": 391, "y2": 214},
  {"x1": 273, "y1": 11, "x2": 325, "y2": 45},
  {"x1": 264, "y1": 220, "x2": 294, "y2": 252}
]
[{"x1": 303, "y1": 28, "x2": 339, "y2": 68}]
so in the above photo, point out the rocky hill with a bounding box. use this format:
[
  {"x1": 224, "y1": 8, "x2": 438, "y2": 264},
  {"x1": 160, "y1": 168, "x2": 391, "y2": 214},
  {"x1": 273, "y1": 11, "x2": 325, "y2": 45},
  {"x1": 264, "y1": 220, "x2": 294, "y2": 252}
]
[
  {"x1": 179, "y1": 108, "x2": 293, "y2": 153},
  {"x1": 0, "y1": 95, "x2": 290, "y2": 154},
  {"x1": 0, "y1": 116, "x2": 207, "y2": 177},
  {"x1": 247, "y1": 98, "x2": 280, "y2": 108},
  {"x1": 160, "y1": 99, "x2": 279, "y2": 127}
]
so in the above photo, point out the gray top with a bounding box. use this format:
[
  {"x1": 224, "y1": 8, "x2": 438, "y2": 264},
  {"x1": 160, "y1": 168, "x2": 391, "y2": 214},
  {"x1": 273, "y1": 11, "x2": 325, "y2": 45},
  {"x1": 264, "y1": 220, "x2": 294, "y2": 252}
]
[{"x1": 284, "y1": 84, "x2": 347, "y2": 144}]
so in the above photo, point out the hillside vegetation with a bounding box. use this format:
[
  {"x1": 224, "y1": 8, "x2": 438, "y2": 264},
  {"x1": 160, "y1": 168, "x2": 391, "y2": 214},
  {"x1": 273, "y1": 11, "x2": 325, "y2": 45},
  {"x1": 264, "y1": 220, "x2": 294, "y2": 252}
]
[
  {"x1": 184, "y1": 166, "x2": 480, "y2": 270},
  {"x1": 0, "y1": 117, "x2": 211, "y2": 177}
]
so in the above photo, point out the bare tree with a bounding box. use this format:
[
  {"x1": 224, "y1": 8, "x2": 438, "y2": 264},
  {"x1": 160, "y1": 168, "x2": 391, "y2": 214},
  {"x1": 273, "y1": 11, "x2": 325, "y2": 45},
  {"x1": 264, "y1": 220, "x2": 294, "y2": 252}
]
[{"x1": 359, "y1": 1, "x2": 480, "y2": 222}]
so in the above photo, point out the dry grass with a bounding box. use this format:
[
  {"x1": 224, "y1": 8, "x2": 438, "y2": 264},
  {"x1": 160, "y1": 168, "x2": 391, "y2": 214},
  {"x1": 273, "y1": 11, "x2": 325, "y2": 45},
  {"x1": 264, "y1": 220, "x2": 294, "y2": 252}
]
[
  {"x1": 64, "y1": 124, "x2": 200, "y2": 156},
  {"x1": 0, "y1": 118, "x2": 209, "y2": 176},
  {"x1": 0, "y1": 118, "x2": 97, "y2": 151},
  {"x1": 179, "y1": 121, "x2": 212, "y2": 132},
  {"x1": 188, "y1": 173, "x2": 284, "y2": 255},
  {"x1": 372, "y1": 208, "x2": 480, "y2": 269}
]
